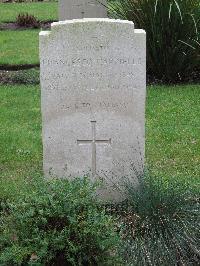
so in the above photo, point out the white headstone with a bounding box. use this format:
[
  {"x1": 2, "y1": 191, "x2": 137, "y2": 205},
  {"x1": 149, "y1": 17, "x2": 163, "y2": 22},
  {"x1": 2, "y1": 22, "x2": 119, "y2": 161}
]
[
  {"x1": 40, "y1": 19, "x2": 146, "y2": 201},
  {"x1": 59, "y1": 0, "x2": 107, "y2": 21}
]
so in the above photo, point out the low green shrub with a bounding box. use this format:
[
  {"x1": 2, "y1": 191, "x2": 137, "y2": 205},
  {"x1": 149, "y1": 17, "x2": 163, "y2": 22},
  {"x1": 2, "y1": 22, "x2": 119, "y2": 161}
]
[
  {"x1": 16, "y1": 13, "x2": 40, "y2": 28},
  {"x1": 117, "y1": 172, "x2": 200, "y2": 265},
  {"x1": 109, "y1": 0, "x2": 200, "y2": 83},
  {"x1": 0, "y1": 177, "x2": 121, "y2": 265}
]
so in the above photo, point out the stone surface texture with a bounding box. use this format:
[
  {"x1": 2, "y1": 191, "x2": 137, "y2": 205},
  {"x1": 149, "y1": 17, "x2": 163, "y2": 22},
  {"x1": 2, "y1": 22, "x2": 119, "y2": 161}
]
[
  {"x1": 59, "y1": 0, "x2": 107, "y2": 21},
  {"x1": 40, "y1": 19, "x2": 146, "y2": 201}
]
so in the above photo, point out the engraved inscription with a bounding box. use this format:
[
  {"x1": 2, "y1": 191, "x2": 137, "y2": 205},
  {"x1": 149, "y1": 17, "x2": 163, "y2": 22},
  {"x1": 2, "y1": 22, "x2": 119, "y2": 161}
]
[
  {"x1": 47, "y1": 71, "x2": 135, "y2": 79},
  {"x1": 41, "y1": 57, "x2": 142, "y2": 67},
  {"x1": 61, "y1": 101, "x2": 130, "y2": 111},
  {"x1": 43, "y1": 84, "x2": 138, "y2": 92}
]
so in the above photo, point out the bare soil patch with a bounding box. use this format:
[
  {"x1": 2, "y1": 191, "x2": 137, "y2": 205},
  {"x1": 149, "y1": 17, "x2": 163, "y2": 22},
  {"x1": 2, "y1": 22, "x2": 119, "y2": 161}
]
[
  {"x1": 0, "y1": 21, "x2": 53, "y2": 30},
  {"x1": 0, "y1": 68, "x2": 40, "y2": 85},
  {"x1": 0, "y1": 64, "x2": 40, "y2": 71}
]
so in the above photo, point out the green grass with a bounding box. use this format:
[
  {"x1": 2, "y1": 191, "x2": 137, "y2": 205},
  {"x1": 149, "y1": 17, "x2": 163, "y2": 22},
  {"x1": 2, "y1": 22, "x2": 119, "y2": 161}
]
[
  {"x1": 0, "y1": 84, "x2": 199, "y2": 199},
  {"x1": 0, "y1": 2, "x2": 58, "y2": 23},
  {"x1": 0, "y1": 30, "x2": 39, "y2": 65},
  {"x1": 146, "y1": 85, "x2": 200, "y2": 191},
  {"x1": 0, "y1": 85, "x2": 42, "y2": 199}
]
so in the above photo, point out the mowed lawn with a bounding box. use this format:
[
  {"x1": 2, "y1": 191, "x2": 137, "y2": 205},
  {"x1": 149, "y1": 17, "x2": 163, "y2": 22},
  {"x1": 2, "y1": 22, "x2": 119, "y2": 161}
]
[
  {"x1": 146, "y1": 85, "x2": 200, "y2": 190},
  {"x1": 0, "y1": 84, "x2": 199, "y2": 199},
  {"x1": 0, "y1": 2, "x2": 58, "y2": 23},
  {"x1": 0, "y1": 30, "x2": 39, "y2": 65}
]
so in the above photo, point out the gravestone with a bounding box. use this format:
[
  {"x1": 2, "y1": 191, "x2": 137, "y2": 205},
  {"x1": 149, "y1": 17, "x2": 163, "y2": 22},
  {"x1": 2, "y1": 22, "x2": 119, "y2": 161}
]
[
  {"x1": 40, "y1": 19, "x2": 146, "y2": 201},
  {"x1": 59, "y1": 0, "x2": 107, "y2": 21}
]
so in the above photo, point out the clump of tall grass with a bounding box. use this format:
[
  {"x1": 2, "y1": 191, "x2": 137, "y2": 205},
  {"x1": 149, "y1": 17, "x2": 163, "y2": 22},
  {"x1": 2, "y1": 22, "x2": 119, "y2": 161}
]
[
  {"x1": 109, "y1": 0, "x2": 200, "y2": 83},
  {"x1": 16, "y1": 13, "x2": 40, "y2": 28},
  {"x1": 116, "y1": 171, "x2": 200, "y2": 265}
]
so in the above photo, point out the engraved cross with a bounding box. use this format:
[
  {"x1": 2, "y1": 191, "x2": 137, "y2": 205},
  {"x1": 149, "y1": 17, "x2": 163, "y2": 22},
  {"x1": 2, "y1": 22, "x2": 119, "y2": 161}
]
[{"x1": 77, "y1": 121, "x2": 111, "y2": 176}]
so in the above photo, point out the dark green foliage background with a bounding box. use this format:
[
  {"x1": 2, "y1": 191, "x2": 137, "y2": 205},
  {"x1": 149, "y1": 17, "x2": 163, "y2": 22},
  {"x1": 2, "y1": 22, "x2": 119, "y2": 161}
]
[{"x1": 109, "y1": 0, "x2": 200, "y2": 83}]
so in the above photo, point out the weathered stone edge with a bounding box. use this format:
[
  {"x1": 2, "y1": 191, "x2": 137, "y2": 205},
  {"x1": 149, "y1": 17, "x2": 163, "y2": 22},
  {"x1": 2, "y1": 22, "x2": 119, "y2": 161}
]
[{"x1": 39, "y1": 18, "x2": 137, "y2": 37}]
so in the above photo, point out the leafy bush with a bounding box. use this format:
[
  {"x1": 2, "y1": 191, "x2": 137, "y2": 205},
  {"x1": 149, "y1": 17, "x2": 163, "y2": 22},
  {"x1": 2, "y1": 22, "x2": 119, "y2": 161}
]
[
  {"x1": 117, "y1": 172, "x2": 200, "y2": 265},
  {"x1": 109, "y1": 0, "x2": 200, "y2": 83},
  {"x1": 16, "y1": 13, "x2": 40, "y2": 28},
  {"x1": 0, "y1": 177, "x2": 121, "y2": 265}
]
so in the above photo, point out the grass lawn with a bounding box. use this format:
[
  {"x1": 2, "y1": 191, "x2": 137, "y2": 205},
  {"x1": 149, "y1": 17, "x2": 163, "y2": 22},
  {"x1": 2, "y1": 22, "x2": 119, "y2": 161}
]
[
  {"x1": 0, "y1": 2, "x2": 58, "y2": 23},
  {"x1": 146, "y1": 85, "x2": 200, "y2": 190},
  {"x1": 0, "y1": 30, "x2": 39, "y2": 65},
  {"x1": 0, "y1": 85, "x2": 42, "y2": 199},
  {"x1": 0, "y1": 84, "x2": 199, "y2": 199}
]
